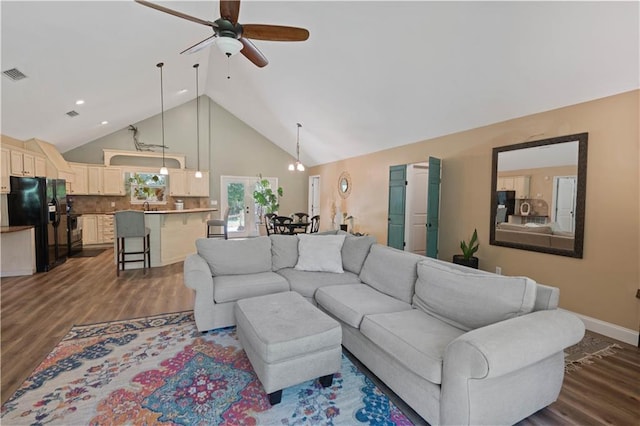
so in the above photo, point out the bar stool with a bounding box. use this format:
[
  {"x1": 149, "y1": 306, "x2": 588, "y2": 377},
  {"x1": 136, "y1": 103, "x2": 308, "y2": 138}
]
[
  {"x1": 115, "y1": 210, "x2": 151, "y2": 276},
  {"x1": 207, "y1": 207, "x2": 230, "y2": 239}
]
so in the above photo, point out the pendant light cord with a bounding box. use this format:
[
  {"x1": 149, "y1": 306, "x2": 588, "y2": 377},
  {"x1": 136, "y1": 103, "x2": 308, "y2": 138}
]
[
  {"x1": 194, "y1": 64, "x2": 200, "y2": 172},
  {"x1": 296, "y1": 123, "x2": 301, "y2": 162},
  {"x1": 157, "y1": 62, "x2": 166, "y2": 168}
]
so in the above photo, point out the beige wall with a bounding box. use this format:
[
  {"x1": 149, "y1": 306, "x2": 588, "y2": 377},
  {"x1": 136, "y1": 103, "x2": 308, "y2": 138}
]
[
  {"x1": 309, "y1": 90, "x2": 639, "y2": 331},
  {"x1": 63, "y1": 96, "x2": 308, "y2": 215}
]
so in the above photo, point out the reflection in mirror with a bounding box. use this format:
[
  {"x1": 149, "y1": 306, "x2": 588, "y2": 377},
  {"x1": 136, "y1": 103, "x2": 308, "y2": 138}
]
[
  {"x1": 338, "y1": 171, "x2": 352, "y2": 199},
  {"x1": 490, "y1": 133, "x2": 588, "y2": 258}
]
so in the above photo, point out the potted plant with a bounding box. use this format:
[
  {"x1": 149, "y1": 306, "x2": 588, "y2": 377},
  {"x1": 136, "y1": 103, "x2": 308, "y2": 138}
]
[
  {"x1": 453, "y1": 228, "x2": 479, "y2": 269},
  {"x1": 252, "y1": 175, "x2": 283, "y2": 222}
]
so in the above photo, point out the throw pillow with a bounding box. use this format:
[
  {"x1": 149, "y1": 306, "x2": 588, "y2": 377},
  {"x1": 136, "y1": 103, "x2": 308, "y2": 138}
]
[
  {"x1": 270, "y1": 234, "x2": 299, "y2": 271},
  {"x1": 196, "y1": 236, "x2": 272, "y2": 276},
  {"x1": 341, "y1": 234, "x2": 376, "y2": 274},
  {"x1": 295, "y1": 234, "x2": 346, "y2": 273}
]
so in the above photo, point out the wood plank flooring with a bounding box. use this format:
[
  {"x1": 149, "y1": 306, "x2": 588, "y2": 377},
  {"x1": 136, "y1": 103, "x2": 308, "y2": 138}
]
[{"x1": 2, "y1": 247, "x2": 639, "y2": 425}]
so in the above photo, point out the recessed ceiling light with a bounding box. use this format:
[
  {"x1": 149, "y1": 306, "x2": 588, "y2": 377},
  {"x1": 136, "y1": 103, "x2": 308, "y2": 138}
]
[
  {"x1": 100, "y1": 121, "x2": 109, "y2": 125},
  {"x1": 178, "y1": 89, "x2": 188, "y2": 94},
  {"x1": 75, "y1": 99, "x2": 85, "y2": 105}
]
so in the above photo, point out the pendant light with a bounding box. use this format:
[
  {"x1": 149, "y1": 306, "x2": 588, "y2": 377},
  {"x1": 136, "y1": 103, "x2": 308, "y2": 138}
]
[
  {"x1": 157, "y1": 62, "x2": 168, "y2": 175},
  {"x1": 193, "y1": 63, "x2": 202, "y2": 178},
  {"x1": 288, "y1": 123, "x2": 305, "y2": 172}
]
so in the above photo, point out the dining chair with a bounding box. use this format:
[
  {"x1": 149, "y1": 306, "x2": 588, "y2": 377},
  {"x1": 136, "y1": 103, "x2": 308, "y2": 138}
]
[
  {"x1": 309, "y1": 215, "x2": 320, "y2": 233},
  {"x1": 207, "y1": 207, "x2": 230, "y2": 239},
  {"x1": 272, "y1": 216, "x2": 293, "y2": 234},
  {"x1": 115, "y1": 210, "x2": 151, "y2": 276},
  {"x1": 293, "y1": 212, "x2": 309, "y2": 223},
  {"x1": 264, "y1": 213, "x2": 276, "y2": 236}
]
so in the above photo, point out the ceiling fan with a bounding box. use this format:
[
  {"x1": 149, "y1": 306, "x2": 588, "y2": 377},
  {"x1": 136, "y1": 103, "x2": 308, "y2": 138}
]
[{"x1": 135, "y1": 0, "x2": 309, "y2": 68}]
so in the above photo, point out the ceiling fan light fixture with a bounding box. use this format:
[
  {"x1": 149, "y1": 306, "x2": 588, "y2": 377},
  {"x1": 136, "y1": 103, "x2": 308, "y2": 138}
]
[{"x1": 216, "y1": 37, "x2": 243, "y2": 57}]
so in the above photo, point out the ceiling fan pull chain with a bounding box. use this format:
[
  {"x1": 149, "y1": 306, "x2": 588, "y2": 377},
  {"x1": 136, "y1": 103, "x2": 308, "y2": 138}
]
[{"x1": 227, "y1": 58, "x2": 231, "y2": 80}]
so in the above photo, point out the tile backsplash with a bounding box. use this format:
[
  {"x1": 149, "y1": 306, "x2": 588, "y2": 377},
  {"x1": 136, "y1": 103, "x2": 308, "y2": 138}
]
[{"x1": 68, "y1": 195, "x2": 209, "y2": 214}]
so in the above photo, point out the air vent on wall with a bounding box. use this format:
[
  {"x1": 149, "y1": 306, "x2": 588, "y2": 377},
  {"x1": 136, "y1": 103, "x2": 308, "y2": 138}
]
[
  {"x1": 66, "y1": 110, "x2": 79, "y2": 117},
  {"x1": 3, "y1": 68, "x2": 27, "y2": 81}
]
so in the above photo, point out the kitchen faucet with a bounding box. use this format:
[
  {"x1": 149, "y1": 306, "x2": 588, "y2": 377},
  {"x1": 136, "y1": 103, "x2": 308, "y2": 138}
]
[{"x1": 143, "y1": 201, "x2": 150, "y2": 211}]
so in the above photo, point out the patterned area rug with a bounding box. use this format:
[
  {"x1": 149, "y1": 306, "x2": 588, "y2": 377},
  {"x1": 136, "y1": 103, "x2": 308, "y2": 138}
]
[
  {"x1": 1, "y1": 312, "x2": 412, "y2": 425},
  {"x1": 564, "y1": 331, "x2": 622, "y2": 372}
]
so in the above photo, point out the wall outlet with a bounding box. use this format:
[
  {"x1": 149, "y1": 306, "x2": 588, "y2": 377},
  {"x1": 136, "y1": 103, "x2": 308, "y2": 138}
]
[
  {"x1": 495, "y1": 266, "x2": 502, "y2": 275},
  {"x1": 210, "y1": 200, "x2": 218, "y2": 206},
  {"x1": 110, "y1": 202, "x2": 116, "y2": 207}
]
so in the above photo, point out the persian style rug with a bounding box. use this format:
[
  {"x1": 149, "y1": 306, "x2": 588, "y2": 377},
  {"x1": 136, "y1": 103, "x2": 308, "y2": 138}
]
[
  {"x1": 564, "y1": 331, "x2": 622, "y2": 372},
  {"x1": 1, "y1": 312, "x2": 412, "y2": 425}
]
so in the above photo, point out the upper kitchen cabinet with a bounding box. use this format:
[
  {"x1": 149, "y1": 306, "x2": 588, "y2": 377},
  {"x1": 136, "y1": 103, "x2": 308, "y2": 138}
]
[
  {"x1": 103, "y1": 167, "x2": 124, "y2": 195},
  {"x1": 1, "y1": 148, "x2": 10, "y2": 193},
  {"x1": 68, "y1": 163, "x2": 89, "y2": 195},
  {"x1": 169, "y1": 169, "x2": 209, "y2": 197},
  {"x1": 87, "y1": 166, "x2": 104, "y2": 195},
  {"x1": 497, "y1": 175, "x2": 530, "y2": 199}
]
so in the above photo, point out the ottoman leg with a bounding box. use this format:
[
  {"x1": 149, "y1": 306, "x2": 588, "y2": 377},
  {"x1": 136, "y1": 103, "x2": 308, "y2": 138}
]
[
  {"x1": 319, "y1": 374, "x2": 334, "y2": 388},
  {"x1": 268, "y1": 389, "x2": 282, "y2": 405}
]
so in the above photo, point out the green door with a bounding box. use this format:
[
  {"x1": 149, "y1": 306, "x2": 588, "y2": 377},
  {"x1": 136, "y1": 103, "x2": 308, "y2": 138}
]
[
  {"x1": 426, "y1": 157, "x2": 441, "y2": 258},
  {"x1": 387, "y1": 165, "x2": 407, "y2": 250}
]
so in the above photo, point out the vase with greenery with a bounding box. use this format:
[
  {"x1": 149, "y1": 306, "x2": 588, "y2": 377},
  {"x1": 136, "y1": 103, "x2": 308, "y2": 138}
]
[
  {"x1": 453, "y1": 228, "x2": 479, "y2": 269},
  {"x1": 252, "y1": 175, "x2": 283, "y2": 222}
]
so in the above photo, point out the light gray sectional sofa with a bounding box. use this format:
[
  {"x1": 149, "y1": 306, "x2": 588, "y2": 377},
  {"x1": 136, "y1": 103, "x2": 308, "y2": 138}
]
[{"x1": 184, "y1": 232, "x2": 585, "y2": 425}]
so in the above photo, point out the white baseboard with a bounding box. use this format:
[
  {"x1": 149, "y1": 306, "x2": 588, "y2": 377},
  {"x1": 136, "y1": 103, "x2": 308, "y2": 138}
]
[{"x1": 561, "y1": 309, "x2": 639, "y2": 346}]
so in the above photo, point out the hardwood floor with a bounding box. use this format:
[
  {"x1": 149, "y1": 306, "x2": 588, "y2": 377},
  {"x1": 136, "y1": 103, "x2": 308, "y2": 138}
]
[{"x1": 2, "y1": 248, "x2": 639, "y2": 425}]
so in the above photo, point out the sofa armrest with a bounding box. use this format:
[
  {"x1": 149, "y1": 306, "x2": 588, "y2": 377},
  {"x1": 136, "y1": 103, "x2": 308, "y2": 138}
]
[
  {"x1": 443, "y1": 310, "x2": 584, "y2": 380},
  {"x1": 184, "y1": 253, "x2": 214, "y2": 293}
]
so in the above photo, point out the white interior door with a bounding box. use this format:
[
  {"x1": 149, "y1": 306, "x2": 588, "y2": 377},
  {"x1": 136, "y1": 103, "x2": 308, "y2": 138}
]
[
  {"x1": 221, "y1": 176, "x2": 278, "y2": 238},
  {"x1": 309, "y1": 175, "x2": 320, "y2": 217},
  {"x1": 552, "y1": 176, "x2": 577, "y2": 232},
  {"x1": 404, "y1": 163, "x2": 429, "y2": 255}
]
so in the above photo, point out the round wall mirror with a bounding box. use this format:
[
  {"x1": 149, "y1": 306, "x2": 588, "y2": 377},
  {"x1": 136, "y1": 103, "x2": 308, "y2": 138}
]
[{"x1": 338, "y1": 171, "x2": 352, "y2": 199}]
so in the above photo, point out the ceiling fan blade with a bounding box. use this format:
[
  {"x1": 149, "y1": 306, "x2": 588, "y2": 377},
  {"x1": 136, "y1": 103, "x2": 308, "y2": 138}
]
[
  {"x1": 181, "y1": 35, "x2": 218, "y2": 55},
  {"x1": 242, "y1": 24, "x2": 309, "y2": 42},
  {"x1": 239, "y1": 38, "x2": 268, "y2": 68},
  {"x1": 135, "y1": 0, "x2": 217, "y2": 28},
  {"x1": 220, "y1": 0, "x2": 240, "y2": 24}
]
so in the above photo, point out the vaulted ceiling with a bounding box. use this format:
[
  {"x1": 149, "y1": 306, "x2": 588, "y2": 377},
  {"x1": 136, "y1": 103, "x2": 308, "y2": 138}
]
[{"x1": 2, "y1": 1, "x2": 638, "y2": 167}]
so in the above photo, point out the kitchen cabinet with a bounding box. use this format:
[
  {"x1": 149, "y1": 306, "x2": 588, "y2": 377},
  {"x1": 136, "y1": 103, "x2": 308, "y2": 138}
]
[
  {"x1": 103, "y1": 167, "x2": 124, "y2": 195},
  {"x1": 10, "y1": 150, "x2": 35, "y2": 177},
  {"x1": 82, "y1": 215, "x2": 98, "y2": 245},
  {"x1": 1, "y1": 148, "x2": 10, "y2": 193},
  {"x1": 87, "y1": 166, "x2": 104, "y2": 195},
  {"x1": 82, "y1": 214, "x2": 114, "y2": 245},
  {"x1": 68, "y1": 163, "x2": 89, "y2": 195},
  {"x1": 497, "y1": 175, "x2": 530, "y2": 199},
  {"x1": 169, "y1": 169, "x2": 209, "y2": 197},
  {"x1": 34, "y1": 157, "x2": 46, "y2": 177}
]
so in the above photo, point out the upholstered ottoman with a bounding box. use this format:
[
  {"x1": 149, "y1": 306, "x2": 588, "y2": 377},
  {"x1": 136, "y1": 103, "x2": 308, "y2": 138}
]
[{"x1": 234, "y1": 291, "x2": 342, "y2": 405}]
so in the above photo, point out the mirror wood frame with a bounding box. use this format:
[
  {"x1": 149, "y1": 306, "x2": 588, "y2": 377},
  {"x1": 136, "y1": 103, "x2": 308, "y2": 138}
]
[{"x1": 489, "y1": 133, "x2": 588, "y2": 258}]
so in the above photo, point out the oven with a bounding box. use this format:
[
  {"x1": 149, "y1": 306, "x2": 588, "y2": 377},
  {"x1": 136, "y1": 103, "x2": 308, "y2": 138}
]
[{"x1": 67, "y1": 213, "x2": 83, "y2": 256}]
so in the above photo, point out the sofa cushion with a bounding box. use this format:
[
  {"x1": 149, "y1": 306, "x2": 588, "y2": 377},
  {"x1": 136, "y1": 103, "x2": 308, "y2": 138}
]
[
  {"x1": 413, "y1": 258, "x2": 537, "y2": 331},
  {"x1": 270, "y1": 234, "x2": 299, "y2": 271},
  {"x1": 277, "y1": 268, "x2": 362, "y2": 299},
  {"x1": 315, "y1": 284, "x2": 412, "y2": 328},
  {"x1": 360, "y1": 309, "x2": 465, "y2": 384},
  {"x1": 359, "y1": 244, "x2": 424, "y2": 303},
  {"x1": 295, "y1": 234, "x2": 346, "y2": 273},
  {"x1": 213, "y1": 272, "x2": 289, "y2": 303},
  {"x1": 196, "y1": 236, "x2": 272, "y2": 276},
  {"x1": 339, "y1": 231, "x2": 376, "y2": 274}
]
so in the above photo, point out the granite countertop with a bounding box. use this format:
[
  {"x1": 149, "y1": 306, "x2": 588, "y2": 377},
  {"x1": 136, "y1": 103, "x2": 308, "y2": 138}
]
[{"x1": 1, "y1": 226, "x2": 34, "y2": 234}]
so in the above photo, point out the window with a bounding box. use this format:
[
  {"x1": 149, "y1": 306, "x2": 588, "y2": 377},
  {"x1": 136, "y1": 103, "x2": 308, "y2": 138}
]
[{"x1": 127, "y1": 172, "x2": 168, "y2": 204}]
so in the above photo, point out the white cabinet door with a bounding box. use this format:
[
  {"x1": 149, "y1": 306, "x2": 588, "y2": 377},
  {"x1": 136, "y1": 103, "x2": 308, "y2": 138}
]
[
  {"x1": 82, "y1": 215, "x2": 99, "y2": 245},
  {"x1": 169, "y1": 169, "x2": 187, "y2": 196},
  {"x1": 69, "y1": 164, "x2": 89, "y2": 195},
  {"x1": 22, "y1": 153, "x2": 35, "y2": 177},
  {"x1": 10, "y1": 150, "x2": 23, "y2": 176},
  {"x1": 187, "y1": 170, "x2": 209, "y2": 196},
  {"x1": 513, "y1": 176, "x2": 530, "y2": 199},
  {"x1": 103, "y1": 167, "x2": 124, "y2": 195},
  {"x1": 87, "y1": 166, "x2": 104, "y2": 195},
  {"x1": 1, "y1": 148, "x2": 10, "y2": 193}
]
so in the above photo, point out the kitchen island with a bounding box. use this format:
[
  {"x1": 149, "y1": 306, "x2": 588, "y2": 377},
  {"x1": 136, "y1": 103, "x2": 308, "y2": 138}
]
[
  {"x1": 1, "y1": 226, "x2": 36, "y2": 277},
  {"x1": 114, "y1": 208, "x2": 217, "y2": 270}
]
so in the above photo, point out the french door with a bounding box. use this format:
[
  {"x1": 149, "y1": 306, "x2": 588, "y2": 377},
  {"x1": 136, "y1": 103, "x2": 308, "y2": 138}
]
[{"x1": 220, "y1": 175, "x2": 278, "y2": 238}]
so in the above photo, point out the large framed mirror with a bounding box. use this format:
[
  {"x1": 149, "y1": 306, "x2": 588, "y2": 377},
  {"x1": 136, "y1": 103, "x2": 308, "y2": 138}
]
[{"x1": 489, "y1": 133, "x2": 588, "y2": 258}]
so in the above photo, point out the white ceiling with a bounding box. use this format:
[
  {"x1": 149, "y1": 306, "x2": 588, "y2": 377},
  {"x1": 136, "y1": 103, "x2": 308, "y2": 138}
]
[{"x1": 2, "y1": 1, "x2": 638, "y2": 167}]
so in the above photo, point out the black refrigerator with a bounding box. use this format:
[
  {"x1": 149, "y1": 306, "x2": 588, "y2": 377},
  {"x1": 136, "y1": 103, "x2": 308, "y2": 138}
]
[{"x1": 8, "y1": 177, "x2": 68, "y2": 272}]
